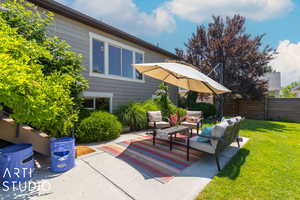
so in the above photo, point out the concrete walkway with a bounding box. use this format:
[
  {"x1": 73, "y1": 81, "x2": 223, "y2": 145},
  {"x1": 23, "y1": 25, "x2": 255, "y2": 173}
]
[{"x1": 0, "y1": 132, "x2": 248, "y2": 200}]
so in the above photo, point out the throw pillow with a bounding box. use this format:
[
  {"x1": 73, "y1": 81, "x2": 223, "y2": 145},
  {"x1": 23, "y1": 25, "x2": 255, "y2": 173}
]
[{"x1": 197, "y1": 126, "x2": 213, "y2": 143}]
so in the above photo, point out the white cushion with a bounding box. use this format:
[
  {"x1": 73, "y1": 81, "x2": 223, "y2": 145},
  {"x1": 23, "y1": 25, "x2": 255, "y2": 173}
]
[
  {"x1": 180, "y1": 121, "x2": 197, "y2": 127},
  {"x1": 147, "y1": 111, "x2": 163, "y2": 122},
  {"x1": 235, "y1": 116, "x2": 243, "y2": 121},
  {"x1": 226, "y1": 118, "x2": 238, "y2": 124},
  {"x1": 186, "y1": 111, "x2": 202, "y2": 118},
  {"x1": 189, "y1": 136, "x2": 215, "y2": 154},
  {"x1": 148, "y1": 121, "x2": 170, "y2": 129}
]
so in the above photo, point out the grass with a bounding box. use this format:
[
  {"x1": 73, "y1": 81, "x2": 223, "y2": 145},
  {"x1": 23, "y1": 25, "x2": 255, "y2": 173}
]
[{"x1": 197, "y1": 119, "x2": 300, "y2": 200}]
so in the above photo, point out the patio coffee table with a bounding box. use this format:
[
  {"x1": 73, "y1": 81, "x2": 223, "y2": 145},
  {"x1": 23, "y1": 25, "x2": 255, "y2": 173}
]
[{"x1": 152, "y1": 126, "x2": 192, "y2": 160}]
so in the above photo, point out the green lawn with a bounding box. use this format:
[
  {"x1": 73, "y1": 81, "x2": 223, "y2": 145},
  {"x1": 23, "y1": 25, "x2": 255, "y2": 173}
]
[{"x1": 197, "y1": 120, "x2": 300, "y2": 200}]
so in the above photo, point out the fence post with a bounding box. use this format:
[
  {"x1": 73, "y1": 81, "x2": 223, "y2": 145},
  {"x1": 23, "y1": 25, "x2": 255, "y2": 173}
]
[{"x1": 264, "y1": 97, "x2": 268, "y2": 120}]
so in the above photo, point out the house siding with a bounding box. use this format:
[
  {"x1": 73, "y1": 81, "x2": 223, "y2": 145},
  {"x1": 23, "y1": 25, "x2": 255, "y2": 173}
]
[{"x1": 48, "y1": 14, "x2": 178, "y2": 112}]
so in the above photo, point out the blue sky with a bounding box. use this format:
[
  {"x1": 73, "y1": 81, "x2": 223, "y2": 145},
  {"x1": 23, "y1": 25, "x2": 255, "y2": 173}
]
[
  {"x1": 57, "y1": 0, "x2": 300, "y2": 86},
  {"x1": 135, "y1": 0, "x2": 300, "y2": 52}
]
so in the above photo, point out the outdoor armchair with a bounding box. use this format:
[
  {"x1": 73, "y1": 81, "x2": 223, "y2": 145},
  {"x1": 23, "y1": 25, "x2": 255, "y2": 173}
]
[
  {"x1": 180, "y1": 111, "x2": 203, "y2": 135},
  {"x1": 146, "y1": 111, "x2": 171, "y2": 131}
]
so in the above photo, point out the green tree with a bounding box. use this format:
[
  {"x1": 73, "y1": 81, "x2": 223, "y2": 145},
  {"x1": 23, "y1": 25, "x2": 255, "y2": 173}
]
[
  {"x1": 0, "y1": 0, "x2": 88, "y2": 136},
  {"x1": 0, "y1": 0, "x2": 88, "y2": 107},
  {"x1": 280, "y1": 82, "x2": 300, "y2": 98},
  {"x1": 0, "y1": 18, "x2": 76, "y2": 136}
]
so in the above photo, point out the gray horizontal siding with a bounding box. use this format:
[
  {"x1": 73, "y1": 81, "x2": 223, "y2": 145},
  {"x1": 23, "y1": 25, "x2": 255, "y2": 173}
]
[{"x1": 48, "y1": 14, "x2": 178, "y2": 112}]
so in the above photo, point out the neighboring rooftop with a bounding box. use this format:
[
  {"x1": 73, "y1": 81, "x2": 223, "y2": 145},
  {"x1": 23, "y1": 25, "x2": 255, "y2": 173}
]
[
  {"x1": 292, "y1": 84, "x2": 300, "y2": 91},
  {"x1": 28, "y1": 0, "x2": 178, "y2": 59}
]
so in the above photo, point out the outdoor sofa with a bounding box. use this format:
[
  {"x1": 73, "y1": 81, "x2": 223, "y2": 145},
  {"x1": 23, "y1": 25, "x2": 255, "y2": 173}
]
[{"x1": 188, "y1": 116, "x2": 244, "y2": 171}]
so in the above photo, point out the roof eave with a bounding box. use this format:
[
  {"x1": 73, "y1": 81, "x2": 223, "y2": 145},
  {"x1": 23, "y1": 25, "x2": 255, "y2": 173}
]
[{"x1": 27, "y1": 0, "x2": 179, "y2": 59}]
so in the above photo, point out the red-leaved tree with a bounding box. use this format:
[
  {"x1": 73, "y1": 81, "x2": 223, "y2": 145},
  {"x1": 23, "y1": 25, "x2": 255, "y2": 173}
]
[{"x1": 176, "y1": 15, "x2": 274, "y2": 100}]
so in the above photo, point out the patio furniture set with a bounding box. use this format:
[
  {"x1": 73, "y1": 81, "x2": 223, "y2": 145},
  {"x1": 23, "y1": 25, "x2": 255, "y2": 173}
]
[{"x1": 147, "y1": 111, "x2": 243, "y2": 171}]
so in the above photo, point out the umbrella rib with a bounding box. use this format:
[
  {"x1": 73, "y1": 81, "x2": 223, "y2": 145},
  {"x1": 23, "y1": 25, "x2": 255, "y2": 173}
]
[
  {"x1": 139, "y1": 66, "x2": 161, "y2": 73},
  {"x1": 187, "y1": 79, "x2": 191, "y2": 90},
  {"x1": 202, "y1": 81, "x2": 218, "y2": 95},
  {"x1": 156, "y1": 67, "x2": 184, "y2": 79},
  {"x1": 163, "y1": 73, "x2": 171, "y2": 81}
]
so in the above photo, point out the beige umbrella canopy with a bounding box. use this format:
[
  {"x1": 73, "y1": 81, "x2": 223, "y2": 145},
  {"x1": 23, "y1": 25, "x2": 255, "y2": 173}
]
[{"x1": 132, "y1": 62, "x2": 231, "y2": 94}]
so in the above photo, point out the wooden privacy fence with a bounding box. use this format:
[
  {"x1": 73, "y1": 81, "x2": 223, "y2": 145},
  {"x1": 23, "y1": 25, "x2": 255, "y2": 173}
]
[{"x1": 224, "y1": 98, "x2": 300, "y2": 122}]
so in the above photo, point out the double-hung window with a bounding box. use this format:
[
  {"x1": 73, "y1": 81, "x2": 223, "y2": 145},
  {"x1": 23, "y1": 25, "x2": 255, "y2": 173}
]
[{"x1": 90, "y1": 32, "x2": 144, "y2": 82}]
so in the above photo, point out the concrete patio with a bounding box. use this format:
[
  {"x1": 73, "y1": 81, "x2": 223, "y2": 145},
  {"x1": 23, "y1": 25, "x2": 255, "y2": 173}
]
[{"x1": 0, "y1": 131, "x2": 248, "y2": 200}]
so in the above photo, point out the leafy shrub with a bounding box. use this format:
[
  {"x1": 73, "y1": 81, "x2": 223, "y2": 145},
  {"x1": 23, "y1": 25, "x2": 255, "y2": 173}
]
[
  {"x1": 142, "y1": 99, "x2": 160, "y2": 111},
  {"x1": 0, "y1": 0, "x2": 88, "y2": 137},
  {"x1": 169, "y1": 104, "x2": 187, "y2": 117},
  {"x1": 116, "y1": 100, "x2": 160, "y2": 130},
  {"x1": 0, "y1": 17, "x2": 78, "y2": 137},
  {"x1": 116, "y1": 103, "x2": 146, "y2": 131},
  {"x1": 77, "y1": 111, "x2": 121, "y2": 143},
  {"x1": 116, "y1": 99, "x2": 186, "y2": 131},
  {"x1": 189, "y1": 102, "x2": 216, "y2": 118},
  {"x1": 78, "y1": 109, "x2": 95, "y2": 121}
]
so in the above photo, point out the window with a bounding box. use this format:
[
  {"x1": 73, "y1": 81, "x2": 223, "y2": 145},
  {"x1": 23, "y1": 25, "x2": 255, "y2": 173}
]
[
  {"x1": 109, "y1": 45, "x2": 121, "y2": 76},
  {"x1": 90, "y1": 32, "x2": 144, "y2": 82},
  {"x1": 92, "y1": 39, "x2": 105, "y2": 73},
  {"x1": 83, "y1": 97, "x2": 110, "y2": 112},
  {"x1": 135, "y1": 52, "x2": 143, "y2": 80},
  {"x1": 122, "y1": 49, "x2": 133, "y2": 78},
  {"x1": 83, "y1": 98, "x2": 94, "y2": 109},
  {"x1": 83, "y1": 91, "x2": 113, "y2": 112}
]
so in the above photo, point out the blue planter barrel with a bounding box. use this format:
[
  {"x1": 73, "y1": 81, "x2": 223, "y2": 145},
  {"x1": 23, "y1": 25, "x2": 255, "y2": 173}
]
[
  {"x1": 0, "y1": 144, "x2": 34, "y2": 185},
  {"x1": 50, "y1": 137, "x2": 75, "y2": 173}
]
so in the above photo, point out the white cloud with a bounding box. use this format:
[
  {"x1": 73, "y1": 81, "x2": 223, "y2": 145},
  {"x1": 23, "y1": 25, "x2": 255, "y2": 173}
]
[
  {"x1": 55, "y1": 0, "x2": 294, "y2": 36},
  {"x1": 164, "y1": 0, "x2": 293, "y2": 22},
  {"x1": 69, "y1": 0, "x2": 175, "y2": 36},
  {"x1": 270, "y1": 40, "x2": 300, "y2": 86}
]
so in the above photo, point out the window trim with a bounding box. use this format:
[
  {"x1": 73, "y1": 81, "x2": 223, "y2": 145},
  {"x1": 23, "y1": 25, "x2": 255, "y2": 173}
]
[
  {"x1": 89, "y1": 32, "x2": 145, "y2": 83},
  {"x1": 83, "y1": 91, "x2": 113, "y2": 113}
]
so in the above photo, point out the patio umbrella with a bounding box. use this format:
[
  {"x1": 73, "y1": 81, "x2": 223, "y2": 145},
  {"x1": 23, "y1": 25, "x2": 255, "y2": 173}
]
[{"x1": 132, "y1": 62, "x2": 231, "y2": 94}]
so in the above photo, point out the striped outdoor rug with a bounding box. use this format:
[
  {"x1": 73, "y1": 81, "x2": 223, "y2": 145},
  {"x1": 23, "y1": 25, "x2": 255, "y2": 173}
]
[{"x1": 98, "y1": 135, "x2": 203, "y2": 183}]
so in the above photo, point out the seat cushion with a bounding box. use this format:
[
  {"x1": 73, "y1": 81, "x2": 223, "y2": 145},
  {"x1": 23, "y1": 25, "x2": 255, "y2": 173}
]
[
  {"x1": 186, "y1": 116, "x2": 199, "y2": 123},
  {"x1": 186, "y1": 111, "x2": 202, "y2": 118},
  {"x1": 190, "y1": 136, "x2": 215, "y2": 154},
  {"x1": 147, "y1": 111, "x2": 163, "y2": 122},
  {"x1": 148, "y1": 121, "x2": 170, "y2": 129},
  {"x1": 180, "y1": 121, "x2": 197, "y2": 128}
]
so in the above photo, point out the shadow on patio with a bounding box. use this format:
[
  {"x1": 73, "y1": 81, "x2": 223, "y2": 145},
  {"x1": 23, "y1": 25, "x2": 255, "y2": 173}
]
[
  {"x1": 0, "y1": 154, "x2": 61, "y2": 200},
  {"x1": 99, "y1": 136, "x2": 247, "y2": 183}
]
